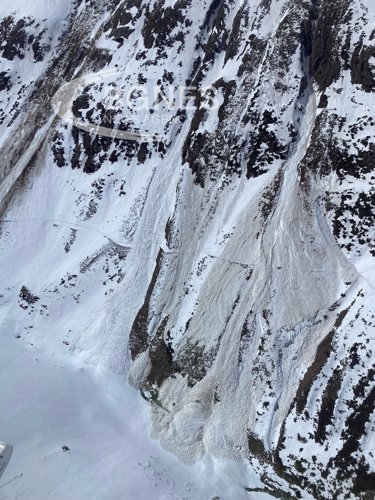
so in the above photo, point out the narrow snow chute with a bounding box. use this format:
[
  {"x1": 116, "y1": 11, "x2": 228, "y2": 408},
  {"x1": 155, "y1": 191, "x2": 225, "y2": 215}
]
[{"x1": 0, "y1": 442, "x2": 13, "y2": 479}]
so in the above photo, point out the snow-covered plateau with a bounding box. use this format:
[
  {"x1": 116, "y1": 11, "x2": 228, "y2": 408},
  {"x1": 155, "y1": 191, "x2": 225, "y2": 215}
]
[{"x1": 0, "y1": 0, "x2": 374, "y2": 498}]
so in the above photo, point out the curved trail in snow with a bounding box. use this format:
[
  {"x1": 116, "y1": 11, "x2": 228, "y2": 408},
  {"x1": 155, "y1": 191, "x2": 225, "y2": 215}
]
[{"x1": 1, "y1": 217, "x2": 133, "y2": 248}]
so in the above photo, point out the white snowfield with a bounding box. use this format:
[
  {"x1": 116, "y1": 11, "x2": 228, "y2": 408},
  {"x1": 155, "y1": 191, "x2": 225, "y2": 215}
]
[
  {"x1": 0, "y1": 335, "x2": 268, "y2": 500},
  {"x1": 0, "y1": 0, "x2": 71, "y2": 19}
]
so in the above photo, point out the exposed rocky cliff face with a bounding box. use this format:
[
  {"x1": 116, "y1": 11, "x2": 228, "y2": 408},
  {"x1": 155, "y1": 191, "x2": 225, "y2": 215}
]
[{"x1": 0, "y1": 0, "x2": 374, "y2": 498}]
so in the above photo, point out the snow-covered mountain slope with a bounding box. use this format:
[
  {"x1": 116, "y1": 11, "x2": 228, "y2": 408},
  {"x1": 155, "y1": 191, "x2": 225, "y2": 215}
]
[{"x1": 0, "y1": 0, "x2": 374, "y2": 498}]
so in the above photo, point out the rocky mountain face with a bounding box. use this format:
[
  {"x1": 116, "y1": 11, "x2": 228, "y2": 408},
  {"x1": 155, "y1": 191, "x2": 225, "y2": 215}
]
[{"x1": 0, "y1": 0, "x2": 374, "y2": 498}]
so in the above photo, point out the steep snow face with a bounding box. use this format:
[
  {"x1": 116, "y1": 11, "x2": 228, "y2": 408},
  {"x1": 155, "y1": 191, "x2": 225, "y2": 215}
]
[{"x1": 0, "y1": 0, "x2": 374, "y2": 498}]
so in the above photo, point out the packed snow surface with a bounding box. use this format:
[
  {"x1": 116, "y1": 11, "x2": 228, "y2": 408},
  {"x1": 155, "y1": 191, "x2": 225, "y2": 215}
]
[{"x1": 0, "y1": 332, "x2": 269, "y2": 500}]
